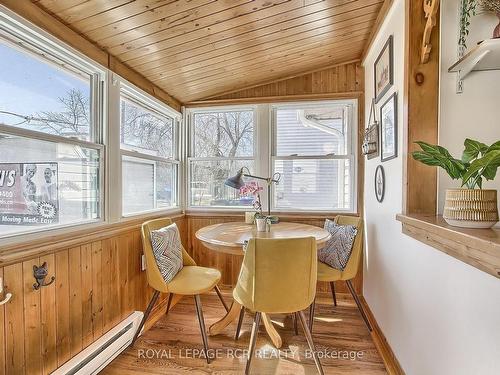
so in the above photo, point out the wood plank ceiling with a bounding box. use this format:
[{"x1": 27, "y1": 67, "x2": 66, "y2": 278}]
[{"x1": 31, "y1": 0, "x2": 385, "y2": 103}]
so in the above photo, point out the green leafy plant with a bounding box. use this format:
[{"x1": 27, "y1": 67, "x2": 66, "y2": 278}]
[
  {"x1": 460, "y1": 0, "x2": 500, "y2": 49},
  {"x1": 412, "y1": 139, "x2": 500, "y2": 189},
  {"x1": 459, "y1": 0, "x2": 477, "y2": 50}
]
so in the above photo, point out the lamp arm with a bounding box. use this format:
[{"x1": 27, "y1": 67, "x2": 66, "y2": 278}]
[{"x1": 241, "y1": 171, "x2": 281, "y2": 185}]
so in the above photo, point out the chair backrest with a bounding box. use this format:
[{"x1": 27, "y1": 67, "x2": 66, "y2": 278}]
[
  {"x1": 141, "y1": 218, "x2": 196, "y2": 292},
  {"x1": 334, "y1": 215, "x2": 364, "y2": 280},
  {"x1": 233, "y1": 237, "x2": 317, "y2": 314}
]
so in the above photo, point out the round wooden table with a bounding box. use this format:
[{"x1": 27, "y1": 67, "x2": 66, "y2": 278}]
[{"x1": 195, "y1": 222, "x2": 331, "y2": 348}]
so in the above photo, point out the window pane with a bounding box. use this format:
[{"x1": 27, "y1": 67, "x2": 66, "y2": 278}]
[
  {"x1": 275, "y1": 106, "x2": 348, "y2": 156},
  {"x1": 0, "y1": 39, "x2": 92, "y2": 141},
  {"x1": 274, "y1": 159, "x2": 351, "y2": 210},
  {"x1": 120, "y1": 98, "x2": 174, "y2": 158},
  {"x1": 0, "y1": 133, "x2": 100, "y2": 237},
  {"x1": 122, "y1": 157, "x2": 176, "y2": 215},
  {"x1": 190, "y1": 160, "x2": 254, "y2": 207},
  {"x1": 193, "y1": 111, "x2": 253, "y2": 157}
]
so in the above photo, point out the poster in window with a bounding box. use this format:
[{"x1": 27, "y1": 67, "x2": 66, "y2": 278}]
[{"x1": 0, "y1": 163, "x2": 59, "y2": 225}]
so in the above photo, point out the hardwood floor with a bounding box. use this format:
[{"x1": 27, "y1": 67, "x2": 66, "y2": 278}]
[{"x1": 103, "y1": 292, "x2": 387, "y2": 375}]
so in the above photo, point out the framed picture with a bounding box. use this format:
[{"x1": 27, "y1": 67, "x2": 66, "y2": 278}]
[
  {"x1": 374, "y1": 35, "x2": 393, "y2": 103},
  {"x1": 374, "y1": 165, "x2": 385, "y2": 203},
  {"x1": 380, "y1": 92, "x2": 398, "y2": 162}
]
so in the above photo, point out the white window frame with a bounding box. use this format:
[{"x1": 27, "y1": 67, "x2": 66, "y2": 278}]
[
  {"x1": 0, "y1": 7, "x2": 107, "y2": 240},
  {"x1": 185, "y1": 101, "x2": 357, "y2": 214},
  {"x1": 186, "y1": 105, "x2": 258, "y2": 212},
  {"x1": 271, "y1": 100, "x2": 358, "y2": 213},
  {"x1": 118, "y1": 80, "x2": 181, "y2": 218}
]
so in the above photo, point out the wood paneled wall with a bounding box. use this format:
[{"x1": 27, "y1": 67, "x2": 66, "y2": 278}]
[
  {"x1": 0, "y1": 216, "x2": 186, "y2": 375},
  {"x1": 194, "y1": 61, "x2": 363, "y2": 103},
  {"x1": 186, "y1": 214, "x2": 362, "y2": 294}
]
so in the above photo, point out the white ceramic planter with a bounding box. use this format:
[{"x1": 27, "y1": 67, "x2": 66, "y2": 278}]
[{"x1": 443, "y1": 188, "x2": 499, "y2": 228}]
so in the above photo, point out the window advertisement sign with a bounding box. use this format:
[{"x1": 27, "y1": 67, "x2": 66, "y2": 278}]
[{"x1": 0, "y1": 163, "x2": 59, "y2": 225}]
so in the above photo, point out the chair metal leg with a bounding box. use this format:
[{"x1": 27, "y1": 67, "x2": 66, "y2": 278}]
[
  {"x1": 235, "y1": 306, "x2": 245, "y2": 340},
  {"x1": 245, "y1": 312, "x2": 261, "y2": 375},
  {"x1": 346, "y1": 280, "x2": 372, "y2": 332},
  {"x1": 214, "y1": 285, "x2": 229, "y2": 312},
  {"x1": 194, "y1": 295, "x2": 211, "y2": 364},
  {"x1": 309, "y1": 298, "x2": 316, "y2": 332},
  {"x1": 166, "y1": 293, "x2": 174, "y2": 315},
  {"x1": 297, "y1": 311, "x2": 324, "y2": 375},
  {"x1": 293, "y1": 312, "x2": 299, "y2": 335},
  {"x1": 131, "y1": 290, "x2": 159, "y2": 346},
  {"x1": 329, "y1": 281, "x2": 337, "y2": 307}
]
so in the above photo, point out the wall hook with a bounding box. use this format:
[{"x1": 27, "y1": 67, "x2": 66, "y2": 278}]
[
  {"x1": 0, "y1": 277, "x2": 13, "y2": 305},
  {"x1": 33, "y1": 262, "x2": 55, "y2": 290}
]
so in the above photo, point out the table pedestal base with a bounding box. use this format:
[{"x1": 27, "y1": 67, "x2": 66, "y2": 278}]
[{"x1": 208, "y1": 301, "x2": 283, "y2": 348}]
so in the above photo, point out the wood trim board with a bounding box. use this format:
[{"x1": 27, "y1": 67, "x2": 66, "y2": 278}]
[
  {"x1": 397, "y1": 214, "x2": 500, "y2": 279},
  {"x1": 361, "y1": 296, "x2": 406, "y2": 375}
]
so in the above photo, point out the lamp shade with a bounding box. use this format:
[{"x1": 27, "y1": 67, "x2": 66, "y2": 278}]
[{"x1": 224, "y1": 169, "x2": 245, "y2": 189}]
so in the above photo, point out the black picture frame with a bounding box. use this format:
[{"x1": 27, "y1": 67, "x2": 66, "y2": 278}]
[
  {"x1": 374, "y1": 165, "x2": 385, "y2": 203},
  {"x1": 374, "y1": 35, "x2": 394, "y2": 103},
  {"x1": 380, "y1": 92, "x2": 398, "y2": 162}
]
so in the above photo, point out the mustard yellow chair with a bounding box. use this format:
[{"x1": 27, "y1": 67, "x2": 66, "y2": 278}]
[
  {"x1": 309, "y1": 215, "x2": 372, "y2": 332},
  {"x1": 233, "y1": 237, "x2": 324, "y2": 375},
  {"x1": 131, "y1": 218, "x2": 228, "y2": 363}
]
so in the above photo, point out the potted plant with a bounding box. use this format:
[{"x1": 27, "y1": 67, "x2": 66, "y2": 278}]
[
  {"x1": 478, "y1": 0, "x2": 500, "y2": 38},
  {"x1": 412, "y1": 139, "x2": 500, "y2": 228},
  {"x1": 460, "y1": 0, "x2": 500, "y2": 50}
]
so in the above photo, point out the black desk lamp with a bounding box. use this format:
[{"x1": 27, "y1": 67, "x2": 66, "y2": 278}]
[{"x1": 224, "y1": 167, "x2": 281, "y2": 216}]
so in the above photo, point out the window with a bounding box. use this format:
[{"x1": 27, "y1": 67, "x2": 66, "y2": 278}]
[
  {"x1": 0, "y1": 15, "x2": 104, "y2": 238},
  {"x1": 187, "y1": 102, "x2": 357, "y2": 212},
  {"x1": 188, "y1": 109, "x2": 255, "y2": 208},
  {"x1": 272, "y1": 102, "x2": 356, "y2": 211},
  {"x1": 120, "y1": 84, "x2": 179, "y2": 216}
]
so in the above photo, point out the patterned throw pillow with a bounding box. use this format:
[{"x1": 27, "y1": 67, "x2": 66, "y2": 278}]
[
  {"x1": 318, "y1": 219, "x2": 358, "y2": 271},
  {"x1": 150, "y1": 223, "x2": 183, "y2": 283}
]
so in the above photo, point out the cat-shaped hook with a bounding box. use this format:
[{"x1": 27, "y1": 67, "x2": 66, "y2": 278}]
[{"x1": 33, "y1": 262, "x2": 55, "y2": 290}]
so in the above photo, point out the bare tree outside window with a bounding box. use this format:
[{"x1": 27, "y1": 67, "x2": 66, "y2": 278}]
[
  {"x1": 120, "y1": 98, "x2": 173, "y2": 158},
  {"x1": 190, "y1": 110, "x2": 254, "y2": 207}
]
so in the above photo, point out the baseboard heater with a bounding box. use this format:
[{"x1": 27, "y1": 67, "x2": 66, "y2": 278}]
[{"x1": 52, "y1": 311, "x2": 144, "y2": 375}]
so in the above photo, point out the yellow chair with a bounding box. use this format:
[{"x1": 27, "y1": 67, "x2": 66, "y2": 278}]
[
  {"x1": 131, "y1": 218, "x2": 229, "y2": 363},
  {"x1": 233, "y1": 237, "x2": 324, "y2": 375},
  {"x1": 309, "y1": 215, "x2": 372, "y2": 332}
]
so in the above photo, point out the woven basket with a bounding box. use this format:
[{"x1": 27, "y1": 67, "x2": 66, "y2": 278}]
[{"x1": 443, "y1": 189, "x2": 499, "y2": 228}]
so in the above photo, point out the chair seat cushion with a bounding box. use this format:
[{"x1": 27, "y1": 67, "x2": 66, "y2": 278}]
[
  {"x1": 150, "y1": 223, "x2": 184, "y2": 283},
  {"x1": 168, "y1": 266, "x2": 221, "y2": 295},
  {"x1": 318, "y1": 219, "x2": 357, "y2": 271},
  {"x1": 317, "y1": 260, "x2": 342, "y2": 281}
]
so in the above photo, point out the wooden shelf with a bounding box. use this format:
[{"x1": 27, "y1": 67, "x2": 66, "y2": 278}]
[
  {"x1": 448, "y1": 38, "x2": 500, "y2": 79},
  {"x1": 396, "y1": 214, "x2": 500, "y2": 279}
]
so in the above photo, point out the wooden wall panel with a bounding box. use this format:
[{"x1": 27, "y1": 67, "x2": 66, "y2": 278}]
[
  {"x1": 39, "y1": 254, "x2": 56, "y2": 375},
  {"x1": 186, "y1": 215, "x2": 363, "y2": 294},
  {"x1": 201, "y1": 61, "x2": 363, "y2": 102},
  {"x1": 4, "y1": 263, "x2": 24, "y2": 374},
  {"x1": 23, "y1": 258, "x2": 42, "y2": 374},
  {"x1": 0, "y1": 216, "x2": 186, "y2": 375}
]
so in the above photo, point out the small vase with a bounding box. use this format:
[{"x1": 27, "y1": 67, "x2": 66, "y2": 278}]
[
  {"x1": 494, "y1": 12, "x2": 500, "y2": 39},
  {"x1": 443, "y1": 189, "x2": 499, "y2": 228}
]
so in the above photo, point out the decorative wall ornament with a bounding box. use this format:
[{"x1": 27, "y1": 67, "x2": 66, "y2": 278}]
[
  {"x1": 421, "y1": 0, "x2": 441, "y2": 64},
  {"x1": 33, "y1": 262, "x2": 55, "y2": 290},
  {"x1": 374, "y1": 35, "x2": 394, "y2": 103},
  {"x1": 362, "y1": 98, "x2": 380, "y2": 159},
  {"x1": 374, "y1": 165, "x2": 385, "y2": 203}
]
